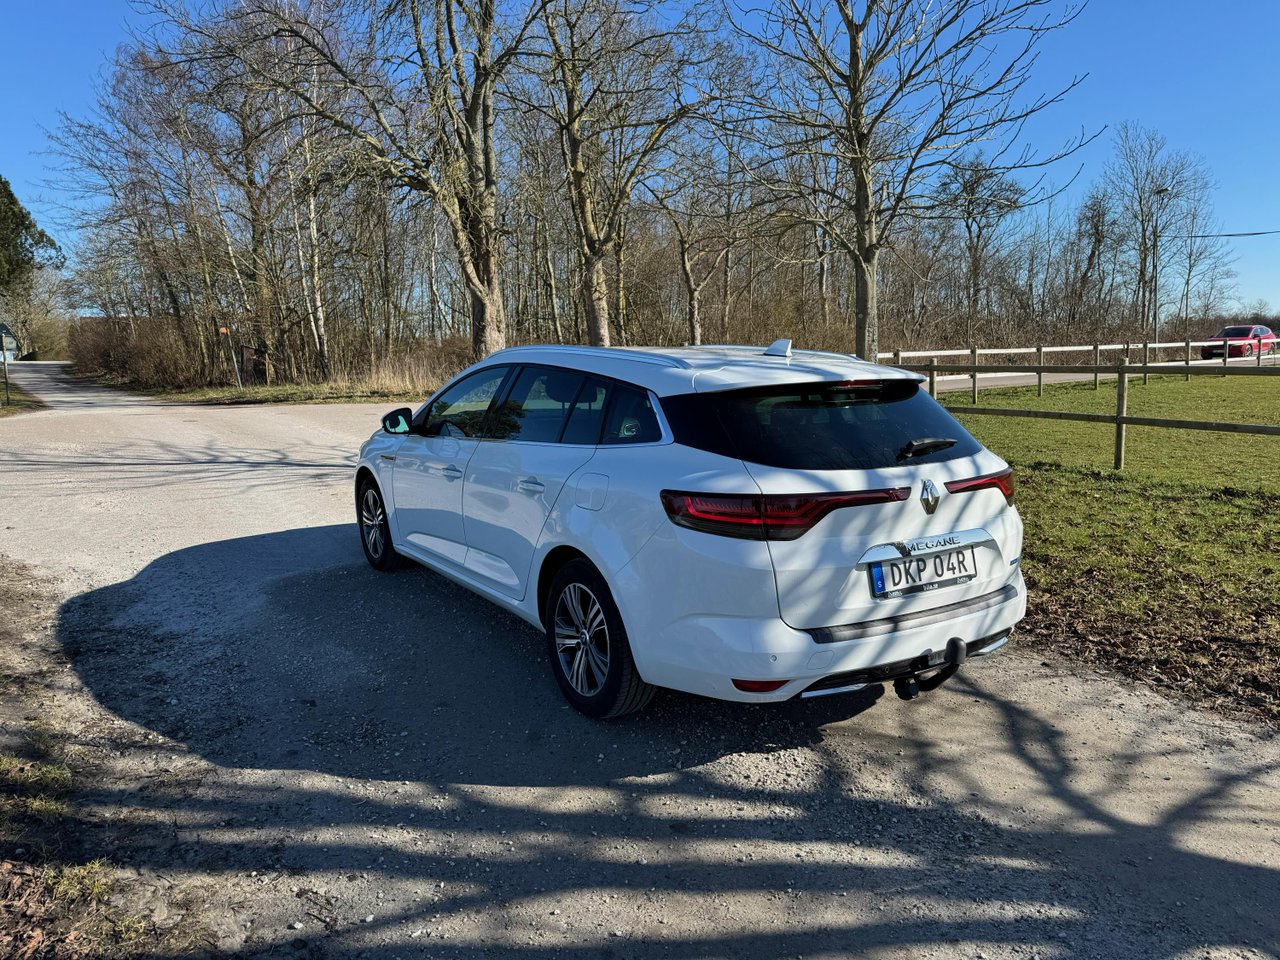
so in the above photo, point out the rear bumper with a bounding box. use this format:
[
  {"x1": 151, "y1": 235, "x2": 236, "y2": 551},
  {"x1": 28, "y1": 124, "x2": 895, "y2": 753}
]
[{"x1": 621, "y1": 570, "x2": 1027, "y2": 702}]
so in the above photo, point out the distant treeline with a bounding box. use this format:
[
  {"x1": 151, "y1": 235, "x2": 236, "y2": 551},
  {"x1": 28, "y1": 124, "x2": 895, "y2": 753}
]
[{"x1": 49, "y1": 0, "x2": 1253, "y2": 390}]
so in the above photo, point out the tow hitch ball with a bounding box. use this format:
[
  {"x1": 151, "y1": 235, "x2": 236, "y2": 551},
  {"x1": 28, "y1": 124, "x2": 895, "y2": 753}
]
[
  {"x1": 894, "y1": 677, "x2": 920, "y2": 701},
  {"x1": 895, "y1": 638, "x2": 968, "y2": 702}
]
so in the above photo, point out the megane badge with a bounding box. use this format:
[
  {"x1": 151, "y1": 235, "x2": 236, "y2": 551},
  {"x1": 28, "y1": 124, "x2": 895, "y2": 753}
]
[{"x1": 920, "y1": 478, "x2": 940, "y2": 515}]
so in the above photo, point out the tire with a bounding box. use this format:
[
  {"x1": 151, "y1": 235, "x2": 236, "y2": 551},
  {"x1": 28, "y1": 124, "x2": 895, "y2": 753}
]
[
  {"x1": 545, "y1": 558, "x2": 655, "y2": 718},
  {"x1": 357, "y1": 479, "x2": 400, "y2": 571}
]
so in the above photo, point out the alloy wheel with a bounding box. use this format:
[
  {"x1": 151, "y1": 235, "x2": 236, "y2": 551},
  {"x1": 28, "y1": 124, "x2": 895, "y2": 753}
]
[
  {"x1": 361, "y1": 487, "x2": 386, "y2": 560},
  {"x1": 553, "y1": 582, "x2": 610, "y2": 696}
]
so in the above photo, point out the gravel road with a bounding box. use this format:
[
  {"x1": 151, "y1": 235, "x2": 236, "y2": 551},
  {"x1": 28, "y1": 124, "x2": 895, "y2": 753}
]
[{"x1": 1, "y1": 361, "x2": 1277, "y2": 960}]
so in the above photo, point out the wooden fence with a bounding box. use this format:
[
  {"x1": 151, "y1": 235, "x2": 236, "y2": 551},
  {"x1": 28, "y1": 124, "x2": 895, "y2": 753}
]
[
  {"x1": 879, "y1": 336, "x2": 1277, "y2": 400},
  {"x1": 893, "y1": 360, "x2": 1280, "y2": 470}
]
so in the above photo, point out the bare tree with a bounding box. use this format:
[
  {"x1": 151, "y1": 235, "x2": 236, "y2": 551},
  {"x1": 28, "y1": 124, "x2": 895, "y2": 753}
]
[
  {"x1": 733, "y1": 0, "x2": 1089, "y2": 358},
  {"x1": 519, "y1": 0, "x2": 710, "y2": 345},
  {"x1": 153, "y1": 0, "x2": 547, "y2": 359}
]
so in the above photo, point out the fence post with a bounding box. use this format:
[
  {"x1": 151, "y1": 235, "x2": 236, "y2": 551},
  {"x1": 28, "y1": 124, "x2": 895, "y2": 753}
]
[
  {"x1": 971, "y1": 346, "x2": 979, "y2": 404},
  {"x1": 894, "y1": 349, "x2": 902, "y2": 368},
  {"x1": 929, "y1": 357, "x2": 937, "y2": 398},
  {"x1": 1037, "y1": 345, "x2": 1045, "y2": 397},
  {"x1": 1185, "y1": 338, "x2": 1191, "y2": 381},
  {"x1": 1093, "y1": 343, "x2": 1100, "y2": 390},
  {"x1": 1143, "y1": 340, "x2": 1150, "y2": 386},
  {"x1": 1258, "y1": 337, "x2": 1264, "y2": 367},
  {"x1": 1222, "y1": 338, "x2": 1230, "y2": 374},
  {"x1": 1114, "y1": 361, "x2": 1129, "y2": 471}
]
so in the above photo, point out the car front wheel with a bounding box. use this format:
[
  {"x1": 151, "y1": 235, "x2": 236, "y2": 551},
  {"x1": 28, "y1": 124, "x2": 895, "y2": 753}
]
[
  {"x1": 546, "y1": 559, "x2": 655, "y2": 718},
  {"x1": 357, "y1": 479, "x2": 400, "y2": 571}
]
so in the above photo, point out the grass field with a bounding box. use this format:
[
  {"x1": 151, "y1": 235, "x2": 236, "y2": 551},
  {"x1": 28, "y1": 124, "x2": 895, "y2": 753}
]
[
  {"x1": 945, "y1": 375, "x2": 1280, "y2": 723},
  {"x1": 945, "y1": 374, "x2": 1280, "y2": 489},
  {"x1": 0, "y1": 379, "x2": 43, "y2": 417}
]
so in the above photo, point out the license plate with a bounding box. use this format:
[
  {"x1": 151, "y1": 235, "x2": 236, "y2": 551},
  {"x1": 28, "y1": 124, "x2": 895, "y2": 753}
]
[{"x1": 870, "y1": 546, "x2": 978, "y2": 599}]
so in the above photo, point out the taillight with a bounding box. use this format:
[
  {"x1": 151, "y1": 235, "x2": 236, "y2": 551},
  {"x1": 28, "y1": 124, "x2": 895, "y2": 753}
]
[
  {"x1": 945, "y1": 468, "x2": 1014, "y2": 503},
  {"x1": 660, "y1": 487, "x2": 910, "y2": 540}
]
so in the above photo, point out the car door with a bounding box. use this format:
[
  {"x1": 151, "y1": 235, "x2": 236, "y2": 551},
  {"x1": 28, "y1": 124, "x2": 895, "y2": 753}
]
[
  {"x1": 390, "y1": 365, "x2": 512, "y2": 567},
  {"x1": 461, "y1": 366, "x2": 604, "y2": 599}
]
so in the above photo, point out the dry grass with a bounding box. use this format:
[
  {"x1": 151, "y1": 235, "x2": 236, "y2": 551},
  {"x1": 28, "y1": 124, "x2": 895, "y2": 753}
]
[
  {"x1": 0, "y1": 561, "x2": 205, "y2": 958},
  {"x1": 0, "y1": 379, "x2": 43, "y2": 417}
]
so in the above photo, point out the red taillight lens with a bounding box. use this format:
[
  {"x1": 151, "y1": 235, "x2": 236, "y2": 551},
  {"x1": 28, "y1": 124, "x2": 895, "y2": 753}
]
[
  {"x1": 945, "y1": 468, "x2": 1014, "y2": 503},
  {"x1": 660, "y1": 488, "x2": 910, "y2": 540},
  {"x1": 659, "y1": 492, "x2": 766, "y2": 537},
  {"x1": 731, "y1": 678, "x2": 790, "y2": 693}
]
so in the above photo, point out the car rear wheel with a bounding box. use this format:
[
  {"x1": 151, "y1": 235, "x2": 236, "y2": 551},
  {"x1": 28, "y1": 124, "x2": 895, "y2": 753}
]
[
  {"x1": 357, "y1": 479, "x2": 400, "y2": 571},
  {"x1": 546, "y1": 559, "x2": 655, "y2": 718}
]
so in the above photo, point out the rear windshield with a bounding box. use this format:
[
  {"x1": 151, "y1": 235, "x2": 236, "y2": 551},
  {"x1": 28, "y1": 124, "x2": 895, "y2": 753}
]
[{"x1": 661, "y1": 380, "x2": 983, "y2": 470}]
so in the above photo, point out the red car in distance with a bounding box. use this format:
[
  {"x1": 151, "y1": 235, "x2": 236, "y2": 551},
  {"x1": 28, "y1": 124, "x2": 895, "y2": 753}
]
[{"x1": 1200, "y1": 324, "x2": 1277, "y2": 359}]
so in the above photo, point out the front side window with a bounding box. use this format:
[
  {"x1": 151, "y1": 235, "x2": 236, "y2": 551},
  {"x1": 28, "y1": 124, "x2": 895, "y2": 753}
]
[
  {"x1": 487, "y1": 367, "x2": 584, "y2": 442},
  {"x1": 420, "y1": 366, "x2": 509, "y2": 438}
]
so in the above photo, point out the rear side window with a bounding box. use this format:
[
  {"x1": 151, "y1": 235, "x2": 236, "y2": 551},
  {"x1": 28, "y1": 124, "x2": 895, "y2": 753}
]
[
  {"x1": 602, "y1": 385, "x2": 662, "y2": 444},
  {"x1": 661, "y1": 380, "x2": 982, "y2": 469},
  {"x1": 488, "y1": 367, "x2": 584, "y2": 442},
  {"x1": 561, "y1": 377, "x2": 610, "y2": 444}
]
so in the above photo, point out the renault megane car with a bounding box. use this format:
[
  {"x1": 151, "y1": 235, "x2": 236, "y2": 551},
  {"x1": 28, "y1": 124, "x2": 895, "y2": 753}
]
[{"x1": 354, "y1": 340, "x2": 1026, "y2": 718}]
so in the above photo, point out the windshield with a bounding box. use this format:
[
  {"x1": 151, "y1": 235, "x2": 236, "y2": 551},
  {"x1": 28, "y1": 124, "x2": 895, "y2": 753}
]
[
  {"x1": 1216, "y1": 326, "x2": 1253, "y2": 338},
  {"x1": 660, "y1": 380, "x2": 983, "y2": 470}
]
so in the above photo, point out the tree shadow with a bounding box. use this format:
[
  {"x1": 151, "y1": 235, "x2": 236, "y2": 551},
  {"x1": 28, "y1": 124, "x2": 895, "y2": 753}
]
[{"x1": 53, "y1": 526, "x2": 1280, "y2": 958}]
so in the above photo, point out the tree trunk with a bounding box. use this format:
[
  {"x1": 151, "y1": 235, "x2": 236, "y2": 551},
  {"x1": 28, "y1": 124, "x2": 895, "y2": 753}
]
[
  {"x1": 582, "y1": 254, "x2": 611, "y2": 347},
  {"x1": 679, "y1": 246, "x2": 702, "y2": 346},
  {"x1": 612, "y1": 225, "x2": 628, "y2": 346},
  {"x1": 853, "y1": 249, "x2": 878, "y2": 360},
  {"x1": 470, "y1": 282, "x2": 507, "y2": 357}
]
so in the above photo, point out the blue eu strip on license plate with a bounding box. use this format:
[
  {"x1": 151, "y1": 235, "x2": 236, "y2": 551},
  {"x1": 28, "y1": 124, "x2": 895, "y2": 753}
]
[{"x1": 871, "y1": 562, "x2": 887, "y2": 595}]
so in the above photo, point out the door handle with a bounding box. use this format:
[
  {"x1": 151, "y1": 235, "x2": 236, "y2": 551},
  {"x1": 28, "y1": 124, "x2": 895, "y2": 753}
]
[
  {"x1": 517, "y1": 477, "x2": 545, "y2": 494},
  {"x1": 442, "y1": 465, "x2": 464, "y2": 480},
  {"x1": 379, "y1": 454, "x2": 396, "y2": 462}
]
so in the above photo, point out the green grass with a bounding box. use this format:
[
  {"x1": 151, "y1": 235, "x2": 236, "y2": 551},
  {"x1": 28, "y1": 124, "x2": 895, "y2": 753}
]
[
  {"x1": 0, "y1": 379, "x2": 43, "y2": 417},
  {"x1": 944, "y1": 374, "x2": 1280, "y2": 489},
  {"x1": 943, "y1": 375, "x2": 1280, "y2": 722}
]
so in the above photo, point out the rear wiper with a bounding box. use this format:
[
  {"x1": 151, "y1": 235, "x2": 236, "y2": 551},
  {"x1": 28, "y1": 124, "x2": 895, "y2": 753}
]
[{"x1": 898, "y1": 437, "x2": 957, "y2": 460}]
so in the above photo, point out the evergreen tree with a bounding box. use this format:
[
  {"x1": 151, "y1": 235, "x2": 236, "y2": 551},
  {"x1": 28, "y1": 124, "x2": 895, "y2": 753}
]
[{"x1": 0, "y1": 174, "x2": 61, "y2": 294}]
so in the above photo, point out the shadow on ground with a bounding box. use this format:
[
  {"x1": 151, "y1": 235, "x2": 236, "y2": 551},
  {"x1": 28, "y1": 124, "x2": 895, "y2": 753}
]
[{"x1": 54, "y1": 526, "x2": 1280, "y2": 959}]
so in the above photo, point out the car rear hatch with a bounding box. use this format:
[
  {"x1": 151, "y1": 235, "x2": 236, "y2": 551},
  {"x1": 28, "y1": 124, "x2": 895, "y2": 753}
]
[{"x1": 660, "y1": 376, "x2": 1020, "y2": 632}]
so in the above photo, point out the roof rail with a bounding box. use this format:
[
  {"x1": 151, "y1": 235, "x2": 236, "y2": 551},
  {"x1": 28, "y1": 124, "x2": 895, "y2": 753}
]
[
  {"x1": 488, "y1": 344, "x2": 692, "y2": 369},
  {"x1": 693, "y1": 343, "x2": 864, "y2": 363}
]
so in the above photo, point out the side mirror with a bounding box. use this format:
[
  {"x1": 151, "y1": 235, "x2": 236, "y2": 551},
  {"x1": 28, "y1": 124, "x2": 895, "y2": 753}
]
[{"x1": 381, "y1": 407, "x2": 414, "y2": 435}]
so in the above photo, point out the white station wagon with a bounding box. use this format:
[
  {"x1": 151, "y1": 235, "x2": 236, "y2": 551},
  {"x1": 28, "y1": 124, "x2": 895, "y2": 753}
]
[{"x1": 355, "y1": 341, "x2": 1026, "y2": 717}]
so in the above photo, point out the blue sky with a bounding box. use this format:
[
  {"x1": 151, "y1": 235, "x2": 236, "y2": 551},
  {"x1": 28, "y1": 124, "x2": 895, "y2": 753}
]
[{"x1": 2, "y1": 1, "x2": 1278, "y2": 308}]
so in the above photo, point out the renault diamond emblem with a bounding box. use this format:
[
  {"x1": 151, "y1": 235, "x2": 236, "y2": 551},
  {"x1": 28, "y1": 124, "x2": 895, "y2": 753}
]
[{"x1": 920, "y1": 478, "x2": 940, "y2": 515}]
